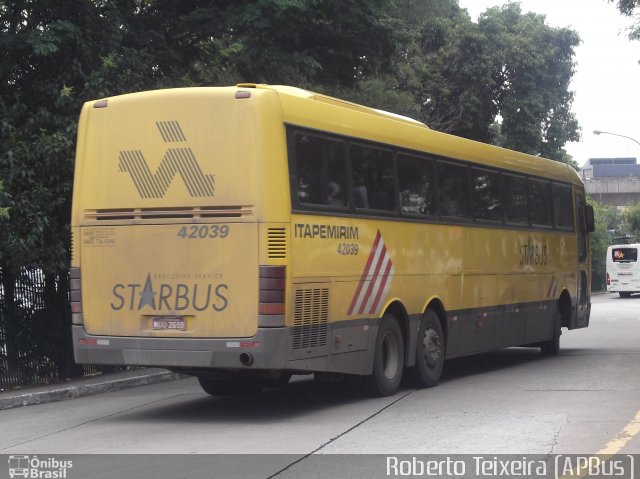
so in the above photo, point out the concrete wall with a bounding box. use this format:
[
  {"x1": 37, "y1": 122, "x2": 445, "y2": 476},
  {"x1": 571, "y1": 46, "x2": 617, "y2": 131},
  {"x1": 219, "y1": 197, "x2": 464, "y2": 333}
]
[{"x1": 585, "y1": 178, "x2": 640, "y2": 205}]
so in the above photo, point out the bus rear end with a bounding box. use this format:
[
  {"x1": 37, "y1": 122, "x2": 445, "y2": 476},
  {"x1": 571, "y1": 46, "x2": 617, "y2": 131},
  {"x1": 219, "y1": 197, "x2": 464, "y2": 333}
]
[
  {"x1": 71, "y1": 87, "x2": 292, "y2": 390},
  {"x1": 606, "y1": 244, "x2": 640, "y2": 297}
]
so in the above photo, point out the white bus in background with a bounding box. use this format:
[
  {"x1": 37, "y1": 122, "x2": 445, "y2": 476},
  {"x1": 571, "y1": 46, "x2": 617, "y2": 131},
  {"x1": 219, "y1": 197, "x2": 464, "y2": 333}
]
[{"x1": 606, "y1": 244, "x2": 640, "y2": 297}]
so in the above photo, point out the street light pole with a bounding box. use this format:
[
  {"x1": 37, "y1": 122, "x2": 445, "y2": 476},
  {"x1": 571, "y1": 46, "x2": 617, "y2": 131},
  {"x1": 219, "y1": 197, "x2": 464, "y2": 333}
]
[{"x1": 593, "y1": 129, "x2": 640, "y2": 148}]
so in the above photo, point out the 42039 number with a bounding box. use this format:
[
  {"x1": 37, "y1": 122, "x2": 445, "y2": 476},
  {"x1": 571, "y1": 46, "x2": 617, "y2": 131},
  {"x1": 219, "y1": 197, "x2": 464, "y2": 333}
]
[
  {"x1": 177, "y1": 225, "x2": 229, "y2": 239},
  {"x1": 337, "y1": 242, "x2": 359, "y2": 255}
]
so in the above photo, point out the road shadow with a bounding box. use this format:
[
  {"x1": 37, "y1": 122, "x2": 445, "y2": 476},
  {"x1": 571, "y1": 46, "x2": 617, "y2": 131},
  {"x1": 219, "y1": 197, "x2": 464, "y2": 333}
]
[
  {"x1": 438, "y1": 347, "x2": 548, "y2": 384},
  {"x1": 121, "y1": 346, "x2": 573, "y2": 423},
  {"x1": 120, "y1": 374, "x2": 380, "y2": 423}
]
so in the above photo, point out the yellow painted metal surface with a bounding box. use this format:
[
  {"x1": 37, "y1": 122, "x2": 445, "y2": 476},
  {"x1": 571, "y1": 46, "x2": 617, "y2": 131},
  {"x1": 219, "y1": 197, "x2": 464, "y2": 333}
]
[
  {"x1": 80, "y1": 223, "x2": 258, "y2": 337},
  {"x1": 291, "y1": 216, "x2": 579, "y2": 320},
  {"x1": 72, "y1": 87, "x2": 275, "y2": 338}
]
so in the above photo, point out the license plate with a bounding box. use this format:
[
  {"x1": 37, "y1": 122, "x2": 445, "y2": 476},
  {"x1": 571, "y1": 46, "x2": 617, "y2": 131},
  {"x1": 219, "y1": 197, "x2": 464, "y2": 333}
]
[{"x1": 152, "y1": 316, "x2": 185, "y2": 331}]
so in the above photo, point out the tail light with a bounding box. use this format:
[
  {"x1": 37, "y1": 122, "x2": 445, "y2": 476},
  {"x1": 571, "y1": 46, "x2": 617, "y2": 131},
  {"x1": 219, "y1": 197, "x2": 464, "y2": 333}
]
[
  {"x1": 258, "y1": 265, "x2": 285, "y2": 326},
  {"x1": 606, "y1": 273, "x2": 610, "y2": 286},
  {"x1": 70, "y1": 267, "x2": 83, "y2": 325}
]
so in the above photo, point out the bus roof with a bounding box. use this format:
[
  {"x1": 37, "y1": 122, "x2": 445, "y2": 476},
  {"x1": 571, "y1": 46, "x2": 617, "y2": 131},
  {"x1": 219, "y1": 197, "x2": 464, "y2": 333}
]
[{"x1": 240, "y1": 84, "x2": 583, "y2": 187}]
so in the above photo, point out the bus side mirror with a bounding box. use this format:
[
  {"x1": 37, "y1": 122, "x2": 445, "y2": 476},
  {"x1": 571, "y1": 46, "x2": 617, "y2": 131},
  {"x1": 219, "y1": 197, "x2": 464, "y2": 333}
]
[{"x1": 584, "y1": 204, "x2": 595, "y2": 233}]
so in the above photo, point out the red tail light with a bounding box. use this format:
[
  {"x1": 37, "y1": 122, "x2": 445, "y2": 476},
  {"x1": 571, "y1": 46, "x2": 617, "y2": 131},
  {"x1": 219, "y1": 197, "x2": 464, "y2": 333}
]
[
  {"x1": 258, "y1": 266, "x2": 285, "y2": 323},
  {"x1": 606, "y1": 273, "x2": 610, "y2": 286}
]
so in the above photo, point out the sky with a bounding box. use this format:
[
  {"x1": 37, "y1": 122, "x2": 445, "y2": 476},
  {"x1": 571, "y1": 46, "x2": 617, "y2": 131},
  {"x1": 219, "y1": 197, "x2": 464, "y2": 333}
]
[{"x1": 457, "y1": 0, "x2": 640, "y2": 168}]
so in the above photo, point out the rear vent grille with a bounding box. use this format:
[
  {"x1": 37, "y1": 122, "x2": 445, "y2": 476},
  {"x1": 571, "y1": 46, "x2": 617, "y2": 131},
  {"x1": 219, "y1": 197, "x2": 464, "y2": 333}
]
[
  {"x1": 267, "y1": 228, "x2": 287, "y2": 259},
  {"x1": 292, "y1": 288, "x2": 329, "y2": 350},
  {"x1": 84, "y1": 206, "x2": 253, "y2": 221}
]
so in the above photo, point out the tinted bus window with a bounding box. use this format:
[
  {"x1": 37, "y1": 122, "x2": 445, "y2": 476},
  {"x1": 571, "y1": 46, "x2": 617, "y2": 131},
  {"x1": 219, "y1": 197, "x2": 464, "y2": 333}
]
[
  {"x1": 503, "y1": 174, "x2": 528, "y2": 225},
  {"x1": 350, "y1": 144, "x2": 395, "y2": 211},
  {"x1": 398, "y1": 153, "x2": 436, "y2": 217},
  {"x1": 293, "y1": 133, "x2": 347, "y2": 207},
  {"x1": 612, "y1": 247, "x2": 638, "y2": 263},
  {"x1": 552, "y1": 183, "x2": 574, "y2": 230},
  {"x1": 528, "y1": 179, "x2": 552, "y2": 227},
  {"x1": 472, "y1": 168, "x2": 502, "y2": 222},
  {"x1": 438, "y1": 162, "x2": 470, "y2": 218}
]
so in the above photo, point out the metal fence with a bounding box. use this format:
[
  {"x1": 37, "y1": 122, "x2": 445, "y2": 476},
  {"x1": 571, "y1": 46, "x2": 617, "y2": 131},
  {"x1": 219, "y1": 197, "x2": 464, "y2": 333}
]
[{"x1": 0, "y1": 268, "x2": 109, "y2": 391}]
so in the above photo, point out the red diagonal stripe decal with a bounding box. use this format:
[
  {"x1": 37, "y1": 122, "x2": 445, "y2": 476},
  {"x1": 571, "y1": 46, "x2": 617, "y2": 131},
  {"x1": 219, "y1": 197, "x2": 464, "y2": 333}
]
[
  {"x1": 358, "y1": 244, "x2": 387, "y2": 315},
  {"x1": 369, "y1": 258, "x2": 394, "y2": 314},
  {"x1": 348, "y1": 230, "x2": 394, "y2": 316},
  {"x1": 347, "y1": 231, "x2": 382, "y2": 315}
]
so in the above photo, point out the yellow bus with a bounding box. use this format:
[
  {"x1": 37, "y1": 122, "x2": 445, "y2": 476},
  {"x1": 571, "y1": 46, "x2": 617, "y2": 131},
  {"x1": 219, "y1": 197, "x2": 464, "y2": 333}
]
[{"x1": 70, "y1": 84, "x2": 594, "y2": 396}]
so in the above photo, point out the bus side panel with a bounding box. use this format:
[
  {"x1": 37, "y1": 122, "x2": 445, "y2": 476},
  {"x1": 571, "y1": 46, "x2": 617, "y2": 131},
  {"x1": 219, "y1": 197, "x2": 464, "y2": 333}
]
[{"x1": 288, "y1": 215, "x2": 573, "y2": 368}]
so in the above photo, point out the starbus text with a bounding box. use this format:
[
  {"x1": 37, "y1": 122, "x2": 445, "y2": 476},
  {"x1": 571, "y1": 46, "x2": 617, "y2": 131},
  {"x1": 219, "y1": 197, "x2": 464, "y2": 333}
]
[{"x1": 110, "y1": 274, "x2": 228, "y2": 311}]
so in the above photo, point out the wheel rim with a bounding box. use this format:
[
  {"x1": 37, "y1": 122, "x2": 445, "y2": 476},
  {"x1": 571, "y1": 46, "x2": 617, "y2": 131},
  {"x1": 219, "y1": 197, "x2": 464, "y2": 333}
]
[
  {"x1": 422, "y1": 328, "x2": 442, "y2": 369},
  {"x1": 381, "y1": 330, "x2": 401, "y2": 380}
]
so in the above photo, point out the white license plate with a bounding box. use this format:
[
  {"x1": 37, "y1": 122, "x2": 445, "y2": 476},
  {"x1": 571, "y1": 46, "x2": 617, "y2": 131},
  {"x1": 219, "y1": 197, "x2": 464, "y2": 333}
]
[{"x1": 152, "y1": 316, "x2": 185, "y2": 331}]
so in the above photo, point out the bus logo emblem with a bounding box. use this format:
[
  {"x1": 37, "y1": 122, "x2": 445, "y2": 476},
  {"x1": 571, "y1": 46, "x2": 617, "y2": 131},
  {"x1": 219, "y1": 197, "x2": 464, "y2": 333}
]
[
  {"x1": 118, "y1": 121, "x2": 215, "y2": 198},
  {"x1": 348, "y1": 230, "x2": 395, "y2": 315}
]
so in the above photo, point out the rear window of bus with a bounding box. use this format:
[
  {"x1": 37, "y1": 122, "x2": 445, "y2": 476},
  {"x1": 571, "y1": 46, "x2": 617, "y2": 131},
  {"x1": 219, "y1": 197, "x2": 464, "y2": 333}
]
[{"x1": 612, "y1": 248, "x2": 638, "y2": 263}]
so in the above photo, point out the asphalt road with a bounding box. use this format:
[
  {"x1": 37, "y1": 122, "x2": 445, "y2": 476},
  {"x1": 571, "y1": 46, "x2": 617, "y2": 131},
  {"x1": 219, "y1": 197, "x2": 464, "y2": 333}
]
[{"x1": 1, "y1": 293, "x2": 639, "y2": 478}]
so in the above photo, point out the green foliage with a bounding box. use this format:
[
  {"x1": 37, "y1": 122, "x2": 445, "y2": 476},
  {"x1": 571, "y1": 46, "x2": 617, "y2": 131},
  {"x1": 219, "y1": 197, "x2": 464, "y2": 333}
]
[
  {"x1": 435, "y1": 4, "x2": 578, "y2": 161},
  {"x1": 226, "y1": 0, "x2": 400, "y2": 86},
  {"x1": 622, "y1": 203, "x2": 640, "y2": 239},
  {"x1": 610, "y1": 0, "x2": 640, "y2": 40},
  {"x1": 0, "y1": 181, "x2": 9, "y2": 220},
  {"x1": 340, "y1": 2, "x2": 581, "y2": 164},
  {"x1": 481, "y1": 5, "x2": 580, "y2": 161},
  {"x1": 589, "y1": 201, "x2": 621, "y2": 290},
  {"x1": 1, "y1": 1, "x2": 101, "y2": 272}
]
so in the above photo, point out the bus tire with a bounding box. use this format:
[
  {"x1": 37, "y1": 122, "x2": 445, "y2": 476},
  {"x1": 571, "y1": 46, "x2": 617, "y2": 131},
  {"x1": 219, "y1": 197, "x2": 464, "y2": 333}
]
[
  {"x1": 197, "y1": 376, "x2": 263, "y2": 396},
  {"x1": 540, "y1": 310, "x2": 562, "y2": 355},
  {"x1": 366, "y1": 314, "x2": 405, "y2": 397},
  {"x1": 413, "y1": 309, "x2": 445, "y2": 388},
  {"x1": 619, "y1": 292, "x2": 632, "y2": 298}
]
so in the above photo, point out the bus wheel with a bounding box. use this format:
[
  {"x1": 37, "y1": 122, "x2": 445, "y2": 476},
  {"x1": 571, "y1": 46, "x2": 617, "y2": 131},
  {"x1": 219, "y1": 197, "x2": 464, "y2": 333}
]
[
  {"x1": 540, "y1": 310, "x2": 562, "y2": 355},
  {"x1": 366, "y1": 314, "x2": 404, "y2": 397},
  {"x1": 619, "y1": 292, "x2": 632, "y2": 298},
  {"x1": 413, "y1": 309, "x2": 445, "y2": 388},
  {"x1": 197, "y1": 376, "x2": 263, "y2": 396}
]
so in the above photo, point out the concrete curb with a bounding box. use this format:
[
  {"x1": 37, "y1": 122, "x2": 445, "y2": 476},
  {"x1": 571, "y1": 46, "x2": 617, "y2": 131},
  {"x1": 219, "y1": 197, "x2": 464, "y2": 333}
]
[{"x1": 0, "y1": 369, "x2": 184, "y2": 411}]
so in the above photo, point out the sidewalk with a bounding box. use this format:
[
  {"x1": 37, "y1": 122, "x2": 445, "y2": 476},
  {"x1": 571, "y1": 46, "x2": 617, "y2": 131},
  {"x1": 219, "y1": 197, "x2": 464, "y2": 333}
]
[{"x1": 0, "y1": 368, "x2": 183, "y2": 411}]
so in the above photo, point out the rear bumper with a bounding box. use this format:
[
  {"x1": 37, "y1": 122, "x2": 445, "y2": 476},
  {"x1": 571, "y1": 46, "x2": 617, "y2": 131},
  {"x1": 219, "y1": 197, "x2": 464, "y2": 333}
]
[
  {"x1": 72, "y1": 325, "x2": 290, "y2": 370},
  {"x1": 607, "y1": 284, "x2": 640, "y2": 293}
]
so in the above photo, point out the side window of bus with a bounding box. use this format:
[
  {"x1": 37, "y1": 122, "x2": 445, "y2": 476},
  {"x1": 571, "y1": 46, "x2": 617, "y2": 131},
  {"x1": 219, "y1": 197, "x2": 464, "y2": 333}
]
[
  {"x1": 294, "y1": 133, "x2": 347, "y2": 207},
  {"x1": 472, "y1": 168, "x2": 502, "y2": 222},
  {"x1": 552, "y1": 183, "x2": 574, "y2": 230},
  {"x1": 503, "y1": 174, "x2": 528, "y2": 225},
  {"x1": 528, "y1": 179, "x2": 552, "y2": 227},
  {"x1": 438, "y1": 162, "x2": 470, "y2": 218},
  {"x1": 397, "y1": 153, "x2": 436, "y2": 217},
  {"x1": 350, "y1": 144, "x2": 395, "y2": 211}
]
